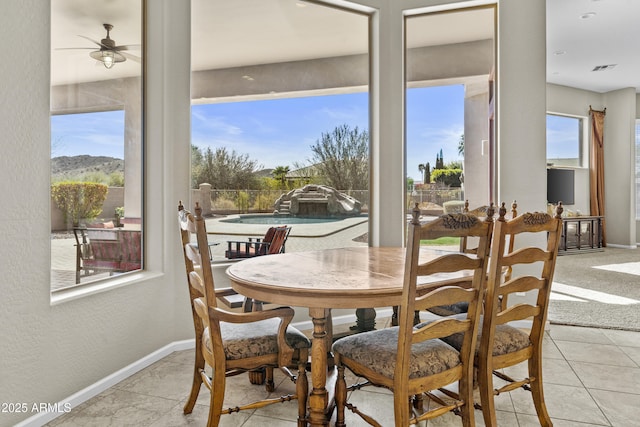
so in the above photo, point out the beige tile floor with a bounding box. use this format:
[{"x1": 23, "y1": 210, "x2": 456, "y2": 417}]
[{"x1": 45, "y1": 323, "x2": 640, "y2": 427}]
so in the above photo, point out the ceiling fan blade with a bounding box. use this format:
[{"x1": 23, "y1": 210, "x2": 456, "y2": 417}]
[
  {"x1": 120, "y1": 51, "x2": 142, "y2": 63},
  {"x1": 56, "y1": 47, "x2": 94, "y2": 50},
  {"x1": 77, "y1": 35, "x2": 110, "y2": 50},
  {"x1": 114, "y1": 44, "x2": 141, "y2": 51}
]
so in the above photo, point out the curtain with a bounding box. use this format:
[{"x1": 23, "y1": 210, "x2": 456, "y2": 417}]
[{"x1": 589, "y1": 107, "x2": 606, "y2": 246}]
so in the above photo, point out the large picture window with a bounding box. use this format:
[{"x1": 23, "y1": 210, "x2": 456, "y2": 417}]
[
  {"x1": 50, "y1": 0, "x2": 144, "y2": 292},
  {"x1": 190, "y1": 0, "x2": 370, "y2": 257}
]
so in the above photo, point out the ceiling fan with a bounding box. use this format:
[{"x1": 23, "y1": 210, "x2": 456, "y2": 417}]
[{"x1": 69, "y1": 23, "x2": 140, "y2": 69}]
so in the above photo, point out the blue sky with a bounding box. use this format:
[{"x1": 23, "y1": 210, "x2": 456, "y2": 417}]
[
  {"x1": 51, "y1": 110, "x2": 125, "y2": 159},
  {"x1": 546, "y1": 114, "x2": 580, "y2": 161},
  {"x1": 192, "y1": 85, "x2": 465, "y2": 181},
  {"x1": 54, "y1": 85, "x2": 584, "y2": 183}
]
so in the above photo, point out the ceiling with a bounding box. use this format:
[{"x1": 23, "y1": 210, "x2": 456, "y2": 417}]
[{"x1": 51, "y1": 0, "x2": 640, "y2": 94}]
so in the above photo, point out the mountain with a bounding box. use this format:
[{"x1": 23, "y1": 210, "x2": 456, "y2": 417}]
[{"x1": 51, "y1": 155, "x2": 124, "y2": 181}]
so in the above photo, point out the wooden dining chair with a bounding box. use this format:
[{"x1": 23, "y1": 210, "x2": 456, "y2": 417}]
[
  {"x1": 332, "y1": 205, "x2": 493, "y2": 426},
  {"x1": 428, "y1": 200, "x2": 518, "y2": 317},
  {"x1": 178, "y1": 202, "x2": 310, "y2": 427},
  {"x1": 441, "y1": 203, "x2": 563, "y2": 427}
]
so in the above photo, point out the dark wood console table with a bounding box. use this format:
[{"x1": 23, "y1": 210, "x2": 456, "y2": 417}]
[{"x1": 559, "y1": 216, "x2": 603, "y2": 254}]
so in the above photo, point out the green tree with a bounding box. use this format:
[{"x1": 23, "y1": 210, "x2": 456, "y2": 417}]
[
  {"x1": 272, "y1": 165, "x2": 290, "y2": 187},
  {"x1": 192, "y1": 146, "x2": 262, "y2": 189},
  {"x1": 458, "y1": 134, "x2": 465, "y2": 156},
  {"x1": 307, "y1": 124, "x2": 369, "y2": 191}
]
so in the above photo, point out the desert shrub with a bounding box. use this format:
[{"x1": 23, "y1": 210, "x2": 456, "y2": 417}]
[
  {"x1": 82, "y1": 171, "x2": 109, "y2": 184},
  {"x1": 253, "y1": 194, "x2": 274, "y2": 211},
  {"x1": 51, "y1": 181, "x2": 108, "y2": 226},
  {"x1": 108, "y1": 172, "x2": 125, "y2": 187},
  {"x1": 235, "y1": 191, "x2": 250, "y2": 213},
  {"x1": 211, "y1": 196, "x2": 236, "y2": 211}
]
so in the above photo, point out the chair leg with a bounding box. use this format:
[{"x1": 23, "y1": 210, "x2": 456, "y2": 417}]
[
  {"x1": 529, "y1": 358, "x2": 553, "y2": 427},
  {"x1": 184, "y1": 338, "x2": 205, "y2": 414},
  {"x1": 458, "y1": 375, "x2": 476, "y2": 427},
  {"x1": 335, "y1": 364, "x2": 347, "y2": 427},
  {"x1": 477, "y1": 365, "x2": 498, "y2": 427},
  {"x1": 265, "y1": 367, "x2": 275, "y2": 392},
  {"x1": 393, "y1": 392, "x2": 410, "y2": 426},
  {"x1": 296, "y1": 354, "x2": 309, "y2": 427},
  {"x1": 208, "y1": 366, "x2": 226, "y2": 427}
]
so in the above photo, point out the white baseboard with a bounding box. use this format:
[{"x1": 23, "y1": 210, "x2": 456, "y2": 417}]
[
  {"x1": 606, "y1": 243, "x2": 638, "y2": 249},
  {"x1": 14, "y1": 339, "x2": 195, "y2": 427}
]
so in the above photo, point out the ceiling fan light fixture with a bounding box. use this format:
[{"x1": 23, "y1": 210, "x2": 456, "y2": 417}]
[{"x1": 89, "y1": 49, "x2": 126, "y2": 69}]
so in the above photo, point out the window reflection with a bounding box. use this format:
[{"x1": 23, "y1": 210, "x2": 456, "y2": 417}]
[{"x1": 50, "y1": 0, "x2": 144, "y2": 291}]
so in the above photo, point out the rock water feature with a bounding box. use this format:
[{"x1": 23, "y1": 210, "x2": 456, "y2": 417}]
[{"x1": 273, "y1": 185, "x2": 361, "y2": 217}]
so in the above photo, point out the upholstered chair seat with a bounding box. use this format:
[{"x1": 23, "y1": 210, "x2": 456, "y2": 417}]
[
  {"x1": 332, "y1": 327, "x2": 461, "y2": 380},
  {"x1": 204, "y1": 320, "x2": 310, "y2": 360},
  {"x1": 420, "y1": 315, "x2": 531, "y2": 357}
]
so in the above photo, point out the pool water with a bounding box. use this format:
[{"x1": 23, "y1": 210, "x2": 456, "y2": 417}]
[{"x1": 221, "y1": 215, "x2": 348, "y2": 225}]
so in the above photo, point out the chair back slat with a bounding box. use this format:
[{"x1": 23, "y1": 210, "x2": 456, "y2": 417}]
[
  {"x1": 500, "y1": 276, "x2": 545, "y2": 295},
  {"x1": 417, "y1": 253, "x2": 482, "y2": 276},
  {"x1": 413, "y1": 317, "x2": 472, "y2": 342},
  {"x1": 496, "y1": 303, "x2": 541, "y2": 325}
]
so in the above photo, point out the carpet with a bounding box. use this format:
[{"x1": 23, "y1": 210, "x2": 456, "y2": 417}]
[{"x1": 548, "y1": 247, "x2": 640, "y2": 331}]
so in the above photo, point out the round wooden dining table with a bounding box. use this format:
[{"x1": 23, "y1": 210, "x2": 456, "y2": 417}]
[{"x1": 226, "y1": 246, "x2": 468, "y2": 426}]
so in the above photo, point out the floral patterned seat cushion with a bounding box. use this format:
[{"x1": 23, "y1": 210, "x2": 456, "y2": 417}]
[
  {"x1": 427, "y1": 302, "x2": 469, "y2": 317},
  {"x1": 332, "y1": 327, "x2": 461, "y2": 379},
  {"x1": 419, "y1": 315, "x2": 530, "y2": 356},
  {"x1": 204, "y1": 318, "x2": 310, "y2": 360}
]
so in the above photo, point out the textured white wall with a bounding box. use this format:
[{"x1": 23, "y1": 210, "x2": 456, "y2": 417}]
[{"x1": 0, "y1": 1, "x2": 192, "y2": 426}]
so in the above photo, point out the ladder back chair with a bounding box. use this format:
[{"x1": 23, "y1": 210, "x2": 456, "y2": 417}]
[
  {"x1": 478, "y1": 203, "x2": 563, "y2": 427},
  {"x1": 441, "y1": 203, "x2": 563, "y2": 427},
  {"x1": 178, "y1": 202, "x2": 310, "y2": 427},
  {"x1": 332, "y1": 205, "x2": 493, "y2": 426},
  {"x1": 429, "y1": 200, "x2": 518, "y2": 317}
]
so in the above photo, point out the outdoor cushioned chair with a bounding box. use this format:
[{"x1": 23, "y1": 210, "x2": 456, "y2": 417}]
[
  {"x1": 438, "y1": 204, "x2": 563, "y2": 427},
  {"x1": 73, "y1": 226, "x2": 142, "y2": 284},
  {"x1": 332, "y1": 205, "x2": 493, "y2": 426},
  {"x1": 178, "y1": 202, "x2": 310, "y2": 427},
  {"x1": 225, "y1": 225, "x2": 291, "y2": 259}
]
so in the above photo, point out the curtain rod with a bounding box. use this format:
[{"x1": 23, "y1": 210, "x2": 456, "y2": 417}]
[{"x1": 589, "y1": 105, "x2": 606, "y2": 114}]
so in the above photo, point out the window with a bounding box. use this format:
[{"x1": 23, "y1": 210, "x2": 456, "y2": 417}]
[
  {"x1": 405, "y1": 6, "x2": 495, "y2": 212},
  {"x1": 547, "y1": 114, "x2": 584, "y2": 167},
  {"x1": 190, "y1": 0, "x2": 370, "y2": 257},
  {"x1": 50, "y1": 0, "x2": 144, "y2": 292}
]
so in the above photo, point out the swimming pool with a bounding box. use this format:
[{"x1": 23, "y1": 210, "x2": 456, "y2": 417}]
[{"x1": 220, "y1": 215, "x2": 349, "y2": 225}]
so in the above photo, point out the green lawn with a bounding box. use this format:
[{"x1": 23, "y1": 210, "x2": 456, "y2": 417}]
[{"x1": 420, "y1": 236, "x2": 461, "y2": 246}]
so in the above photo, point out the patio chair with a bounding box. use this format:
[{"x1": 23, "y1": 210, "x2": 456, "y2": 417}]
[
  {"x1": 73, "y1": 226, "x2": 141, "y2": 283},
  {"x1": 332, "y1": 206, "x2": 493, "y2": 426},
  {"x1": 224, "y1": 225, "x2": 291, "y2": 259},
  {"x1": 178, "y1": 202, "x2": 310, "y2": 427}
]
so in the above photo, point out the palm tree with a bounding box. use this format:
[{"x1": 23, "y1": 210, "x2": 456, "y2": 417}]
[{"x1": 272, "y1": 165, "x2": 290, "y2": 186}]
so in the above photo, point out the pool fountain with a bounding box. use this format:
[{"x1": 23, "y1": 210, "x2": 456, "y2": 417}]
[{"x1": 273, "y1": 184, "x2": 361, "y2": 217}]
